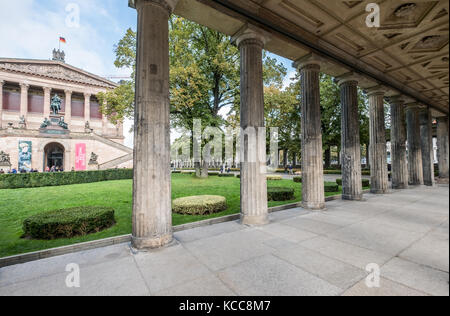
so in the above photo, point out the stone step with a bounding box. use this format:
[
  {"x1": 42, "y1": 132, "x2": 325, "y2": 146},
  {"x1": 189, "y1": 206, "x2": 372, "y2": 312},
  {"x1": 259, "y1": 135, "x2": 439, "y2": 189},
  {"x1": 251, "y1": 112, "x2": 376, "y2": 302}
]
[
  {"x1": 92, "y1": 133, "x2": 133, "y2": 154},
  {"x1": 99, "y1": 153, "x2": 133, "y2": 170}
]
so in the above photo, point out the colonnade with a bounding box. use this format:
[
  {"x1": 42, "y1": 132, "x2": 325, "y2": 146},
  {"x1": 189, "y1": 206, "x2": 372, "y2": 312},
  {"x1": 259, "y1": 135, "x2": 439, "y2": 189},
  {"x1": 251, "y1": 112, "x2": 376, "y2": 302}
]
[{"x1": 130, "y1": 0, "x2": 449, "y2": 250}]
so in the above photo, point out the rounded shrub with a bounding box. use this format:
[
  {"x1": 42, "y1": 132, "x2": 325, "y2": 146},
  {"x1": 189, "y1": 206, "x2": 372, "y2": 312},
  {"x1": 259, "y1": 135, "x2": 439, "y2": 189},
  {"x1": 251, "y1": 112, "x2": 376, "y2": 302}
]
[
  {"x1": 293, "y1": 177, "x2": 302, "y2": 183},
  {"x1": 267, "y1": 187, "x2": 295, "y2": 201},
  {"x1": 336, "y1": 178, "x2": 343, "y2": 186},
  {"x1": 23, "y1": 207, "x2": 115, "y2": 240},
  {"x1": 172, "y1": 195, "x2": 227, "y2": 215},
  {"x1": 324, "y1": 183, "x2": 339, "y2": 193},
  {"x1": 267, "y1": 175, "x2": 283, "y2": 181}
]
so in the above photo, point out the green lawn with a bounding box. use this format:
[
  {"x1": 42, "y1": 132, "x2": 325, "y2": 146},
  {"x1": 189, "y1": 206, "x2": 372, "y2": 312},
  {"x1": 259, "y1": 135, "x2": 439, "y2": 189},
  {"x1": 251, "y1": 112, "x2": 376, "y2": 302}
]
[{"x1": 0, "y1": 174, "x2": 343, "y2": 258}]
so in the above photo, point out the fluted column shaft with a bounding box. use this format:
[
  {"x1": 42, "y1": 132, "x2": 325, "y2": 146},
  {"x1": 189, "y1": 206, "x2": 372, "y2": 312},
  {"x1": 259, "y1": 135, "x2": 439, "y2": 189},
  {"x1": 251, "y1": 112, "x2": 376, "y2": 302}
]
[
  {"x1": 368, "y1": 90, "x2": 389, "y2": 194},
  {"x1": 84, "y1": 93, "x2": 91, "y2": 123},
  {"x1": 406, "y1": 104, "x2": 423, "y2": 185},
  {"x1": 236, "y1": 31, "x2": 268, "y2": 225},
  {"x1": 390, "y1": 98, "x2": 409, "y2": 189},
  {"x1": 419, "y1": 108, "x2": 435, "y2": 186},
  {"x1": 437, "y1": 117, "x2": 449, "y2": 179},
  {"x1": 339, "y1": 80, "x2": 363, "y2": 200},
  {"x1": 298, "y1": 63, "x2": 325, "y2": 210},
  {"x1": 20, "y1": 83, "x2": 29, "y2": 118},
  {"x1": 131, "y1": 0, "x2": 173, "y2": 249},
  {"x1": 65, "y1": 90, "x2": 72, "y2": 125},
  {"x1": 43, "y1": 87, "x2": 51, "y2": 118},
  {"x1": 0, "y1": 80, "x2": 4, "y2": 129}
]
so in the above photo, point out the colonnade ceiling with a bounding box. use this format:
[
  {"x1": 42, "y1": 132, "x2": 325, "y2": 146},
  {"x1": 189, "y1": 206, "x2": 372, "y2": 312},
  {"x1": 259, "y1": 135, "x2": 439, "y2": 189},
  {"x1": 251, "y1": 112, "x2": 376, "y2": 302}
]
[{"x1": 174, "y1": 0, "x2": 449, "y2": 114}]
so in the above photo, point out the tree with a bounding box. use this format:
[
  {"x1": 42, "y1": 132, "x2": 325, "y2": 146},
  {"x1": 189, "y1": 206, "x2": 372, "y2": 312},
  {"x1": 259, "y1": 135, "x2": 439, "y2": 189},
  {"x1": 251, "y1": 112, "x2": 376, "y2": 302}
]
[{"x1": 100, "y1": 16, "x2": 287, "y2": 177}]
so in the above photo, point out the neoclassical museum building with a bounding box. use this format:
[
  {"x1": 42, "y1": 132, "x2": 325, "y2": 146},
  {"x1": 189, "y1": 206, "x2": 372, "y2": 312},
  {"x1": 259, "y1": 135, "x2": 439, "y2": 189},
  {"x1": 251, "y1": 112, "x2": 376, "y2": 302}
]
[{"x1": 0, "y1": 51, "x2": 133, "y2": 172}]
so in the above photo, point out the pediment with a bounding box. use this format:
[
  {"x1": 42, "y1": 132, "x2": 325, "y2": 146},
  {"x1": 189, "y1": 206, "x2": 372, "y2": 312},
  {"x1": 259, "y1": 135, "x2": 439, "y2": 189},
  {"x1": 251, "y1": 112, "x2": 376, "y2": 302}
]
[{"x1": 0, "y1": 59, "x2": 117, "y2": 89}]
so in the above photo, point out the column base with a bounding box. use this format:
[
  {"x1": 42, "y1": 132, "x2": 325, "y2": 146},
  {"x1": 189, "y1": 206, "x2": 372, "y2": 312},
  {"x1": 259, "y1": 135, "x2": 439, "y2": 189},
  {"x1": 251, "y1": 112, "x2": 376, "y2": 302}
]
[
  {"x1": 302, "y1": 201, "x2": 326, "y2": 211},
  {"x1": 392, "y1": 184, "x2": 408, "y2": 190},
  {"x1": 131, "y1": 233, "x2": 173, "y2": 250},
  {"x1": 370, "y1": 189, "x2": 389, "y2": 194},
  {"x1": 240, "y1": 214, "x2": 269, "y2": 226},
  {"x1": 342, "y1": 194, "x2": 364, "y2": 201}
]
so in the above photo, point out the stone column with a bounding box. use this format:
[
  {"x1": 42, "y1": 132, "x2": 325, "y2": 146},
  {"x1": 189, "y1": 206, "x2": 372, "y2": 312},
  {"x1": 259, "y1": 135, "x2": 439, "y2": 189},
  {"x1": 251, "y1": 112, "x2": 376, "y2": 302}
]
[
  {"x1": 84, "y1": 93, "x2": 91, "y2": 123},
  {"x1": 419, "y1": 107, "x2": 435, "y2": 186},
  {"x1": 389, "y1": 96, "x2": 409, "y2": 189},
  {"x1": 64, "y1": 90, "x2": 72, "y2": 125},
  {"x1": 367, "y1": 87, "x2": 389, "y2": 194},
  {"x1": 43, "y1": 87, "x2": 51, "y2": 118},
  {"x1": 405, "y1": 103, "x2": 423, "y2": 185},
  {"x1": 0, "y1": 80, "x2": 4, "y2": 129},
  {"x1": 437, "y1": 116, "x2": 449, "y2": 179},
  {"x1": 130, "y1": 0, "x2": 177, "y2": 249},
  {"x1": 233, "y1": 25, "x2": 269, "y2": 225},
  {"x1": 294, "y1": 55, "x2": 325, "y2": 210},
  {"x1": 20, "y1": 83, "x2": 29, "y2": 118},
  {"x1": 337, "y1": 77, "x2": 362, "y2": 200}
]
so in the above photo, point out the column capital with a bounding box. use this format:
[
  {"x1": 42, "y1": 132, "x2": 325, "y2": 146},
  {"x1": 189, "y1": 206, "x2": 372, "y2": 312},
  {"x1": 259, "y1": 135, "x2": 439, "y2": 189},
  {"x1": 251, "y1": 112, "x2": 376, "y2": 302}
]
[
  {"x1": 43, "y1": 86, "x2": 52, "y2": 93},
  {"x1": 387, "y1": 95, "x2": 407, "y2": 105},
  {"x1": 129, "y1": 0, "x2": 179, "y2": 13},
  {"x1": 64, "y1": 89, "x2": 73, "y2": 95},
  {"x1": 405, "y1": 102, "x2": 422, "y2": 111},
  {"x1": 0, "y1": 80, "x2": 4, "y2": 86},
  {"x1": 19, "y1": 83, "x2": 30, "y2": 90},
  {"x1": 366, "y1": 85, "x2": 388, "y2": 96},
  {"x1": 84, "y1": 93, "x2": 91, "y2": 98},
  {"x1": 231, "y1": 24, "x2": 270, "y2": 48},
  {"x1": 293, "y1": 53, "x2": 324, "y2": 71},
  {"x1": 335, "y1": 72, "x2": 362, "y2": 87}
]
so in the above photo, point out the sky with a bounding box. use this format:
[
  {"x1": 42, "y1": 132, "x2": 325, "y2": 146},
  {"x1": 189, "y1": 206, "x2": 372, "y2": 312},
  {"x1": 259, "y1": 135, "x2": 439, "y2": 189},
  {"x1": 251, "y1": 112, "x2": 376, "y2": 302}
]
[{"x1": 0, "y1": 0, "x2": 296, "y2": 148}]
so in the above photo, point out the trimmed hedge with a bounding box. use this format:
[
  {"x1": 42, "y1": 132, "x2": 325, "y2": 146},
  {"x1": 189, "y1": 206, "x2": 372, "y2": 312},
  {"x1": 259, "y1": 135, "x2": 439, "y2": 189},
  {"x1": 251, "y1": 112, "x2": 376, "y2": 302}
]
[
  {"x1": 267, "y1": 187, "x2": 295, "y2": 201},
  {"x1": 218, "y1": 173, "x2": 235, "y2": 177},
  {"x1": 324, "y1": 183, "x2": 339, "y2": 193},
  {"x1": 0, "y1": 169, "x2": 133, "y2": 190},
  {"x1": 23, "y1": 206, "x2": 115, "y2": 240},
  {"x1": 293, "y1": 177, "x2": 302, "y2": 183},
  {"x1": 208, "y1": 172, "x2": 220, "y2": 176},
  {"x1": 172, "y1": 195, "x2": 227, "y2": 215},
  {"x1": 267, "y1": 175, "x2": 283, "y2": 181},
  {"x1": 336, "y1": 178, "x2": 370, "y2": 187}
]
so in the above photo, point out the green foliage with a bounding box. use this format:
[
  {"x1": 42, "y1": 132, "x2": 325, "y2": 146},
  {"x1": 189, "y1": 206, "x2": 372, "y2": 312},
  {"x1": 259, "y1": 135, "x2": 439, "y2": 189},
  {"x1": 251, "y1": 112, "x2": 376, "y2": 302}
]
[
  {"x1": 293, "y1": 177, "x2": 302, "y2": 183},
  {"x1": 267, "y1": 187, "x2": 295, "y2": 201},
  {"x1": 23, "y1": 207, "x2": 115, "y2": 240},
  {"x1": 324, "y1": 170, "x2": 342, "y2": 175},
  {"x1": 172, "y1": 195, "x2": 227, "y2": 215},
  {"x1": 324, "y1": 183, "x2": 339, "y2": 193},
  {"x1": 218, "y1": 173, "x2": 234, "y2": 177},
  {"x1": 0, "y1": 169, "x2": 133, "y2": 189}
]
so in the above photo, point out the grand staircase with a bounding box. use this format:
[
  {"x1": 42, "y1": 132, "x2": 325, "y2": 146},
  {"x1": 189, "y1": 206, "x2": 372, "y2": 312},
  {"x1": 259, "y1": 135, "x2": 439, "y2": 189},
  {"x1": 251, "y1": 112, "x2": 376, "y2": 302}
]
[{"x1": 91, "y1": 133, "x2": 133, "y2": 170}]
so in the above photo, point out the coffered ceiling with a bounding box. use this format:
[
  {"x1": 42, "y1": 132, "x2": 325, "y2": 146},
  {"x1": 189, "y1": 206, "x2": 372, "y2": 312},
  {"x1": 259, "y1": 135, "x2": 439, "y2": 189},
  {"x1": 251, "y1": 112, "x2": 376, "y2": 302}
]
[{"x1": 175, "y1": 0, "x2": 449, "y2": 114}]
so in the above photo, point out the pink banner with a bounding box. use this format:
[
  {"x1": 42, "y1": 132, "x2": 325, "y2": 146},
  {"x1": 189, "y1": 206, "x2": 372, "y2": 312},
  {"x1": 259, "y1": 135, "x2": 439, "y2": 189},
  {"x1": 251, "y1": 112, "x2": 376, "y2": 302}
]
[{"x1": 75, "y1": 143, "x2": 86, "y2": 171}]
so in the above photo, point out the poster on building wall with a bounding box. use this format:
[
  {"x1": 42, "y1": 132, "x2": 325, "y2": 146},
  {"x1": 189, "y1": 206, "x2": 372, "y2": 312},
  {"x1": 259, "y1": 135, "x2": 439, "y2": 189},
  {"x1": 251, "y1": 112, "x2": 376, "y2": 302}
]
[
  {"x1": 18, "y1": 141, "x2": 32, "y2": 172},
  {"x1": 75, "y1": 143, "x2": 86, "y2": 171}
]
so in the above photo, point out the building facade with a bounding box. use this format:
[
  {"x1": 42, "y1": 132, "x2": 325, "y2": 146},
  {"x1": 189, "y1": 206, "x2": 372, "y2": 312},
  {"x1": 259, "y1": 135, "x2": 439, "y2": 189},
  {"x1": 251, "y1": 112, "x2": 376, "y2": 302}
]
[{"x1": 0, "y1": 53, "x2": 133, "y2": 172}]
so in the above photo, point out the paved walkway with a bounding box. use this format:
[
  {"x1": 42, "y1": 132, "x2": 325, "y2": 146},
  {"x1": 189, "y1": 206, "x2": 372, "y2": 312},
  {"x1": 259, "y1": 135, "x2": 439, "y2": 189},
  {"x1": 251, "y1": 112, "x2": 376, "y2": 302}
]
[{"x1": 0, "y1": 185, "x2": 448, "y2": 296}]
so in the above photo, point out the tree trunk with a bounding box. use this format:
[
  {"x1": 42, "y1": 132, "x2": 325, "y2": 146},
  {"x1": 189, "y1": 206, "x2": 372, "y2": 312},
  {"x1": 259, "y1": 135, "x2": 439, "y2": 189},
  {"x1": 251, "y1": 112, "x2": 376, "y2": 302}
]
[
  {"x1": 324, "y1": 147, "x2": 331, "y2": 169},
  {"x1": 200, "y1": 160, "x2": 209, "y2": 178}
]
